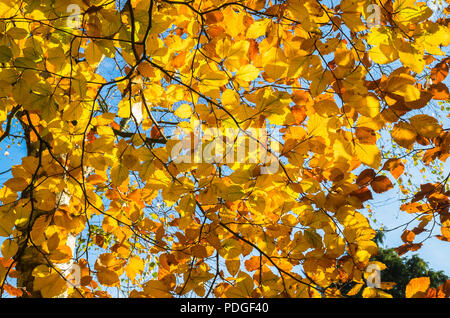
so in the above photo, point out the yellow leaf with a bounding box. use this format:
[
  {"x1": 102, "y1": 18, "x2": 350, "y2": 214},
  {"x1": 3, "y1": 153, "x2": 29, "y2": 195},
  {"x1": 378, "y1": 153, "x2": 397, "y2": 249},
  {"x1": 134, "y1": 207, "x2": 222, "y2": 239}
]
[
  {"x1": 409, "y1": 114, "x2": 442, "y2": 138},
  {"x1": 398, "y1": 84, "x2": 421, "y2": 103},
  {"x1": 355, "y1": 143, "x2": 381, "y2": 169},
  {"x1": 357, "y1": 94, "x2": 380, "y2": 118},
  {"x1": 362, "y1": 287, "x2": 393, "y2": 298},
  {"x1": 391, "y1": 121, "x2": 417, "y2": 149},
  {"x1": 0, "y1": 45, "x2": 12, "y2": 62},
  {"x1": 262, "y1": 47, "x2": 288, "y2": 79},
  {"x1": 398, "y1": 44, "x2": 425, "y2": 74},
  {"x1": 307, "y1": 113, "x2": 329, "y2": 138},
  {"x1": 143, "y1": 280, "x2": 173, "y2": 298},
  {"x1": 174, "y1": 104, "x2": 192, "y2": 119},
  {"x1": 95, "y1": 253, "x2": 125, "y2": 287},
  {"x1": 225, "y1": 272, "x2": 255, "y2": 297},
  {"x1": 0, "y1": 2, "x2": 18, "y2": 19},
  {"x1": 199, "y1": 68, "x2": 228, "y2": 87},
  {"x1": 347, "y1": 283, "x2": 363, "y2": 296},
  {"x1": 48, "y1": 245, "x2": 73, "y2": 264},
  {"x1": 97, "y1": 269, "x2": 120, "y2": 287},
  {"x1": 1, "y1": 239, "x2": 18, "y2": 258},
  {"x1": 395, "y1": 3, "x2": 432, "y2": 24},
  {"x1": 110, "y1": 163, "x2": 129, "y2": 186},
  {"x1": 190, "y1": 245, "x2": 208, "y2": 258},
  {"x1": 369, "y1": 44, "x2": 398, "y2": 64},
  {"x1": 356, "y1": 115, "x2": 385, "y2": 131},
  {"x1": 85, "y1": 41, "x2": 104, "y2": 67},
  {"x1": 32, "y1": 265, "x2": 67, "y2": 298},
  {"x1": 313, "y1": 99, "x2": 339, "y2": 117},
  {"x1": 355, "y1": 249, "x2": 371, "y2": 263},
  {"x1": 34, "y1": 189, "x2": 56, "y2": 211},
  {"x1": 219, "y1": 238, "x2": 242, "y2": 259},
  {"x1": 220, "y1": 184, "x2": 245, "y2": 202},
  {"x1": 123, "y1": 154, "x2": 140, "y2": 170},
  {"x1": 0, "y1": 212, "x2": 15, "y2": 237},
  {"x1": 225, "y1": 259, "x2": 240, "y2": 277},
  {"x1": 14, "y1": 203, "x2": 31, "y2": 227},
  {"x1": 246, "y1": 19, "x2": 270, "y2": 39},
  {"x1": 117, "y1": 99, "x2": 131, "y2": 118},
  {"x1": 4, "y1": 177, "x2": 28, "y2": 192},
  {"x1": 235, "y1": 64, "x2": 260, "y2": 82},
  {"x1": 30, "y1": 215, "x2": 51, "y2": 245},
  {"x1": 309, "y1": 70, "x2": 332, "y2": 97},
  {"x1": 125, "y1": 256, "x2": 145, "y2": 281},
  {"x1": 7, "y1": 27, "x2": 29, "y2": 40},
  {"x1": 299, "y1": 178, "x2": 321, "y2": 193}
]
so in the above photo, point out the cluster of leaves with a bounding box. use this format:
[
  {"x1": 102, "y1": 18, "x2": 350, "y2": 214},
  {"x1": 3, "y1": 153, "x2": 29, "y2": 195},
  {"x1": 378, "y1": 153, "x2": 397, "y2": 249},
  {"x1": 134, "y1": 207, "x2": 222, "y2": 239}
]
[
  {"x1": 375, "y1": 248, "x2": 448, "y2": 298},
  {"x1": 0, "y1": 0, "x2": 449, "y2": 298},
  {"x1": 341, "y1": 231, "x2": 449, "y2": 298}
]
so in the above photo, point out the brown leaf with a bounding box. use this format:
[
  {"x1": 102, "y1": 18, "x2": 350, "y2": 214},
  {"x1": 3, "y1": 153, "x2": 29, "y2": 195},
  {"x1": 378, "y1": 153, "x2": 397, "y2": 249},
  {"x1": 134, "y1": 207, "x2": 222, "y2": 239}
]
[
  {"x1": 356, "y1": 168, "x2": 376, "y2": 186},
  {"x1": 370, "y1": 175, "x2": 393, "y2": 193},
  {"x1": 323, "y1": 167, "x2": 344, "y2": 182},
  {"x1": 412, "y1": 183, "x2": 437, "y2": 202},
  {"x1": 394, "y1": 243, "x2": 412, "y2": 256},
  {"x1": 190, "y1": 245, "x2": 208, "y2": 258},
  {"x1": 349, "y1": 186, "x2": 373, "y2": 202},
  {"x1": 430, "y1": 83, "x2": 450, "y2": 100},
  {"x1": 204, "y1": 11, "x2": 223, "y2": 24}
]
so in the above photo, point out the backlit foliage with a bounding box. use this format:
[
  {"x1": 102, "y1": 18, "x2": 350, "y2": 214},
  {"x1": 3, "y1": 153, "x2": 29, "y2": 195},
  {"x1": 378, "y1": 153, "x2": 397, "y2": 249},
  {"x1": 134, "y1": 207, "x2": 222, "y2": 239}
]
[{"x1": 0, "y1": 0, "x2": 449, "y2": 298}]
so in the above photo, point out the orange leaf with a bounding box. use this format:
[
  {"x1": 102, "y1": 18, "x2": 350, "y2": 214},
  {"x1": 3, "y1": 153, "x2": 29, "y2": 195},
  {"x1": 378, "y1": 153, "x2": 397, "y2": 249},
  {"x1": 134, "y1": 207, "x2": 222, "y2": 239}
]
[
  {"x1": 172, "y1": 51, "x2": 186, "y2": 68},
  {"x1": 430, "y1": 61, "x2": 449, "y2": 83},
  {"x1": 355, "y1": 127, "x2": 377, "y2": 145},
  {"x1": 3, "y1": 284, "x2": 23, "y2": 297},
  {"x1": 244, "y1": 256, "x2": 260, "y2": 272},
  {"x1": 405, "y1": 277, "x2": 430, "y2": 298},
  {"x1": 291, "y1": 105, "x2": 306, "y2": 124},
  {"x1": 382, "y1": 158, "x2": 405, "y2": 179},
  {"x1": 437, "y1": 279, "x2": 450, "y2": 297},
  {"x1": 430, "y1": 83, "x2": 450, "y2": 100},
  {"x1": 401, "y1": 230, "x2": 415, "y2": 243}
]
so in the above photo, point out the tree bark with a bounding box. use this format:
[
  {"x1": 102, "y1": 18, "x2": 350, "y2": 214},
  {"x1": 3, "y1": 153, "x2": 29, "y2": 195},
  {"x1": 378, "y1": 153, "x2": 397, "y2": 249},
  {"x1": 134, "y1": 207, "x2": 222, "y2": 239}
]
[{"x1": 14, "y1": 114, "x2": 77, "y2": 298}]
